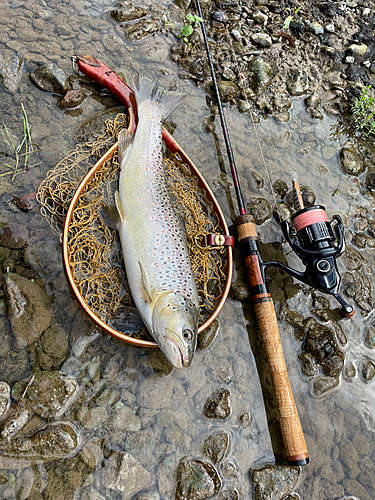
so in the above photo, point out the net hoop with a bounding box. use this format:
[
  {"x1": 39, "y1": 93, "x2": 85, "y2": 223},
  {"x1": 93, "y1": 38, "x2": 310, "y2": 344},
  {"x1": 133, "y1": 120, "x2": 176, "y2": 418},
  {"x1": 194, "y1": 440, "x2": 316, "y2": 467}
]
[{"x1": 62, "y1": 126, "x2": 233, "y2": 348}]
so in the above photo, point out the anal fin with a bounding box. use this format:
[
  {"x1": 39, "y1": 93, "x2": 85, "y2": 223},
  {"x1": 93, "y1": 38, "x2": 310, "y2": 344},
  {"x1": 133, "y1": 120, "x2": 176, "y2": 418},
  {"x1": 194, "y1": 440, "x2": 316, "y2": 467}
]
[{"x1": 139, "y1": 262, "x2": 152, "y2": 304}]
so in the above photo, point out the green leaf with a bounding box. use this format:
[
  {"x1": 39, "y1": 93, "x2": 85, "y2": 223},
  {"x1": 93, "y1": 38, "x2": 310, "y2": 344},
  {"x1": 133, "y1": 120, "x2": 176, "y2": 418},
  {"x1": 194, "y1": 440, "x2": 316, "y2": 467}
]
[
  {"x1": 180, "y1": 24, "x2": 193, "y2": 37},
  {"x1": 283, "y1": 15, "x2": 293, "y2": 29},
  {"x1": 186, "y1": 13, "x2": 195, "y2": 23}
]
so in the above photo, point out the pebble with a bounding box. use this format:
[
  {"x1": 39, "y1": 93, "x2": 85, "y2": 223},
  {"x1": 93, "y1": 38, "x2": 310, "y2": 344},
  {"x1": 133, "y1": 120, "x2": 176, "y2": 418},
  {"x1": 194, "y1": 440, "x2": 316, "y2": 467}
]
[
  {"x1": 250, "y1": 465, "x2": 300, "y2": 500},
  {"x1": 339, "y1": 147, "x2": 364, "y2": 176},
  {"x1": 29, "y1": 62, "x2": 70, "y2": 94},
  {"x1": 204, "y1": 389, "x2": 231, "y2": 419},
  {"x1": 175, "y1": 458, "x2": 221, "y2": 500},
  {"x1": 250, "y1": 33, "x2": 272, "y2": 48}
]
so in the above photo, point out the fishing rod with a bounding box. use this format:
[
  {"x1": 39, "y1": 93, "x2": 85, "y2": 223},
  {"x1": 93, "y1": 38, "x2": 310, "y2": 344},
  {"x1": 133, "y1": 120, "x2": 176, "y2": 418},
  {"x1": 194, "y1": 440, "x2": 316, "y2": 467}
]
[{"x1": 195, "y1": 0, "x2": 309, "y2": 466}]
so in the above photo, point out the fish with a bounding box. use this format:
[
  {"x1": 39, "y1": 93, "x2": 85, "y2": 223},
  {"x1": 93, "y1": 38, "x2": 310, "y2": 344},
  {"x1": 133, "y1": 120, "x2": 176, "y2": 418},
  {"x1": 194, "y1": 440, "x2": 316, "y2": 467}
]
[{"x1": 103, "y1": 74, "x2": 199, "y2": 369}]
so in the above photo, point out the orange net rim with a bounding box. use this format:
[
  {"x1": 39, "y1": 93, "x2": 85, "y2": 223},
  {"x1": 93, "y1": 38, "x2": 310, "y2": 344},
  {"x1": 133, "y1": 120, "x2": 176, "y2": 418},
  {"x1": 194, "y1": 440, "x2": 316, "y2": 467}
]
[{"x1": 62, "y1": 130, "x2": 233, "y2": 348}]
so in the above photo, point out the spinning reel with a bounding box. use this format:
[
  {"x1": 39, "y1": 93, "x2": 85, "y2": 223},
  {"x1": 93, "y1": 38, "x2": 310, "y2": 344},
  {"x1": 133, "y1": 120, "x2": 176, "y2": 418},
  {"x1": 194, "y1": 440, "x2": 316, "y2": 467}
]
[{"x1": 263, "y1": 176, "x2": 354, "y2": 318}]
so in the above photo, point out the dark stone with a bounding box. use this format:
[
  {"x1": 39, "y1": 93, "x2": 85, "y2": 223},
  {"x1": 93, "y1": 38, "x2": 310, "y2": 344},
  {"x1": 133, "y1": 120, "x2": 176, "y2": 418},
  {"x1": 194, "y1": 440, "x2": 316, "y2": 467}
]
[
  {"x1": 29, "y1": 63, "x2": 70, "y2": 94},
  {"x1": 0, "y1": 53, "x2": 24, "y2": 94},
  {"x1": 339, "y1": 147, "x2": 364, "y2": 176},
  {"x1": 299, "y1": 352, "x2": 318, "y2": 377},
  {"x1": 75, "y1": 108, "x2": 127, "y2": 143},
  {"x1": 302, "y1": 318, "x2": 345, "y2": 376},
  {"x1": 343, "y1": 362, "x2": 356, "y2": 380},
  {"x1": 175, "y1": 457, "x2": 221, "y2": 500},
  {"x1": 58, "y1": 89, "x2": 87, "y2": 109},
  {"x1": 0, "y1": 224, "x2": 28, "y2": 249},
  {"x1": 360, "y1": 358, "x2": 375, "y2": 382},
  {"x1": 197, "y1": 319, "x2": 219, "y2": 350},
  {"x1": 286, "y1": 69, "x2": 309, "y2": 96},
  {"x1": 204, "y1": 389, "x2": 231, "y2": 419},
  {"x1": 273, "y1": 179, "x2": 288, "y2": 199},
  {"x1": 111, "y1": 3, "x2": 149, "y2": 23},
  {"x1": 203, "y1": 431, "x2": 229, "y2": 463},
  {"x1": 219, "y1": 490, "x2": 239, "y2": 500},
  {"x1": 230, "y1": 280, "x2": 250, "y2": 302},
  {"x1": 217, "y1": 80, "x2": 238, "y2": 103},
  {"x1": 285, "y1": 186, "x2": 315, "y2": 208},
  {"x1": 248, "y1": 56, "x2": 278, "y2": 93},
  {"x1": 247, "y1": 197, "x2": 271, "y2": 225},
  {"x1": 250, "y1": 465, "x2": 300, "y2": 500},
  {"x1": 312, "y1": 374, "x2": 339, "y2": 397},
  {"x1": 125, "y1": 18, "x2": 158, "y2": 41},
  {"x1": 273, "y1": 203, "x2": 293, "y2": 225},
  {"x1": 366, "y1": 166, "x2": 375, "y2": 192},
  {"x1": 364, "y1": 326, "x2": 375, "y2": 349}
]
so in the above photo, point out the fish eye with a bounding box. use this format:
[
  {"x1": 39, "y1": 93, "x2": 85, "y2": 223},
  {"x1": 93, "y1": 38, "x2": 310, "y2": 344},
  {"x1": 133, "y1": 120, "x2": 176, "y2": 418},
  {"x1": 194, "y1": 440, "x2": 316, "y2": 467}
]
[{"x1": 183, "y1": 329, "x2": 193, "y2": 342}]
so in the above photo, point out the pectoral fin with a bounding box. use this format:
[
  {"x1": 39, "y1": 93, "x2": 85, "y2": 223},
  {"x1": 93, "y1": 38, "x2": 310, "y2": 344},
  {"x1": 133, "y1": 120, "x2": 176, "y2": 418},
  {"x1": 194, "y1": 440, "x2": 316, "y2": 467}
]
[
  {"x1": 100, "y1": 204, "x2": 121, "y2": 231},
  {"x1": 115, "y1": 191, "x2": 126, "y2": 221},
  {"x1": 118, "y1": 128, "x2": 134, "y2": 166},
  {"x1": 139, "y1": 261, "x2": 152, "y2": 304}
]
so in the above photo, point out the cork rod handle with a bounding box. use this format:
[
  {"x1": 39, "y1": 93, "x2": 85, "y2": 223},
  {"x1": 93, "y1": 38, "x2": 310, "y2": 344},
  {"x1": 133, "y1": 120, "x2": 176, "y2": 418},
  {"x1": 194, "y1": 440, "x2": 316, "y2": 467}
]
[{"x1": 236, "y1": 214, "x2": 309, "y2": 466}]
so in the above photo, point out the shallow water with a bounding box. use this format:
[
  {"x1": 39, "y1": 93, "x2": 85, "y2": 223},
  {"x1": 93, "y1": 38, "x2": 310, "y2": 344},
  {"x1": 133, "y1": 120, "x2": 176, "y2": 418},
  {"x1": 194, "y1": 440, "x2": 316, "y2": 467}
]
[{"x1": 0, "y1": 0, "x2": 375, "y2": 499}]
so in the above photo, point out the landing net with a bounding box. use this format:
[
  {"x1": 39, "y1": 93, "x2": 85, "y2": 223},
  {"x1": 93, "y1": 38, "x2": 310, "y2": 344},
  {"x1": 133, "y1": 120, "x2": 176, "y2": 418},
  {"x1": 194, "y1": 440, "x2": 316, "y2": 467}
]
[{"x1": 37, "y1": 113, "x2": 227, "y2": 341}]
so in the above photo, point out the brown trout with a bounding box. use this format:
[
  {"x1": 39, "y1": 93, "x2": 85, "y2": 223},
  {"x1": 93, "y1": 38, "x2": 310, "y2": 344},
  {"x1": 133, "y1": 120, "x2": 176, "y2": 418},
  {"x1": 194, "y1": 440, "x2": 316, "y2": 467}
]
[{"x1": 106, "y1": 74, "x2": 199, "y2": 368}]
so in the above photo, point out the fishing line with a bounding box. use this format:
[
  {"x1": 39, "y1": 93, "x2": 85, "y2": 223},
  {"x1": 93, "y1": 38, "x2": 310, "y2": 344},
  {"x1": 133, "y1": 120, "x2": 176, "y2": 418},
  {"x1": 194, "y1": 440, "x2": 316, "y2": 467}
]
[{"x1": 198, "y1": 0, "x2": 280, "y2": 216}]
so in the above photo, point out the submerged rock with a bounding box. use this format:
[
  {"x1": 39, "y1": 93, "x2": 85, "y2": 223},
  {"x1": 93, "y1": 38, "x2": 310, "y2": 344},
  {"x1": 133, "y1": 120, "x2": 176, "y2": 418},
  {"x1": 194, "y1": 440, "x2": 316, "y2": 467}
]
[
  {"x1": 58, "y1": 89, "x2": 87, "y2": 109},
  {"x1": 339, "y1": 147, "x2": 364, "y2": 176},
  {"x1": 250, "y1": 465, "x2": 300, "y2": 500},
  {"x1": 204, "y1": 389, "x2": 231, "y2": 419},
  {"x1": 360, "y1": 358, "x2": 375, "y2": 382},
  {"x1": 102, "y1": 452, "x2": 151, "y2": 498},
  {"x1": 364, "y1": 326, "x2": 375, "y2": 349},
  {"x1": 175, "y1": 457, "x2": 221, "y2": 500},
  {"x1": 312, "y1": 374, "x2": 339, "y2": 397},
  {"x1": 302, "y1": 318, "x2": 345, "y2": 376},
  {"x1": 247, "y1": 197, "x2": 271, "y2": 225},
  {"x1": 197, "y1": 319, "x2": 219, "y2": 350},
  {"x1": 125, "y1": 18, "x2": 158, "y2": 41},
  {"x1": 0, "y1": 382, "x2": 11, "y2": 423},
  {"x1": 0, "y1": 53, "x2": 24, "y2": 94},
  {"x1": 29, "y1": 63, "x2": 70, "y2": 94},
  {"x1": 202, "y1": 431, "x2": 229, "y2": 463},
  {"x1": 4, "y1": 272, "x2": 52, "y2": 347}
]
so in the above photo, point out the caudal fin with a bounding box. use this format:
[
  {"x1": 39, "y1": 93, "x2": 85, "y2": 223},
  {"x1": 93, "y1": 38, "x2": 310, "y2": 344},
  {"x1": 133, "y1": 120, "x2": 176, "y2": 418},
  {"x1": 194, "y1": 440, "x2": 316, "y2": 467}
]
[{"x1": 132, "y1": 74, "x2": 186, "y2": 120}]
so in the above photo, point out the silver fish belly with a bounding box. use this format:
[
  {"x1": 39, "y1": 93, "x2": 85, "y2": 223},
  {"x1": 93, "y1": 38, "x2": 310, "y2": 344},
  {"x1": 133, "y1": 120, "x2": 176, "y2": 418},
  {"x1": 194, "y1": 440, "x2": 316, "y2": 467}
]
[{"x1": 115, "y1": 75, "x2": 199, "y2": 368}]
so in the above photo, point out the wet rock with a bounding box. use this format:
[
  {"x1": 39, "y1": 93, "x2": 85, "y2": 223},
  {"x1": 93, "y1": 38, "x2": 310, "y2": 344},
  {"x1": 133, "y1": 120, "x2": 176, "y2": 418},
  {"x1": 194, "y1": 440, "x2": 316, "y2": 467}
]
[
  {"x1": 197, "y1": 319, "x2": 219, "y2": 350},
  {"x1": 286, "y1": 70, "x2": 309, "y2": 96},
  {"x1": 217, "y1": 80, "x2": 238, "y2": 103},
  {"x1": 247, "y1": 197, "x2": 271, "y2": 225},
  {"x1": 346, "y1": 43, "x2": 369, "y2": 62},
  {"x1": 273, "y1": 179, "x2": 288, "y2": 199},
  {"x1": 204, "y1": 389, "x2": 231, "y2": 419},
  {"x1": 304, "y1": 93, "x2": 321, "y2": 108},
  {"x1": 305, "y1": 20, "x2": 324, "y2": 34},
  {"x1": 101, "y1": 452, "x2": 151, "y2": 498},
  {"x1": 175, "y1": 457, "x2": 221, "y2": 500},
  {"x1": 230, "y1": 280, "x2": 250, "y2": 302},
  {"x1": 339, "y1": 147, "x2": 364, "y2": 176},
  {"x1": 303, "y1": 318, "x2": 344, "y2": 376},
  {"x1": 0, "y1": 382, "x2": 11, "y2": 423},
  {"x1": 248, "y1": 56, "x2": 278, "y2": 93},
  {"x1": 58, "y1": 89, "x2": 87, "y2": 109},
  {"x1": 273, "y1": 92, "x2": 291, "y2": 113},
  {"x1": 273, "y1": 202, "x2": 293, "y2": 225},
  {"x1": 111, "y1": 2, "x2": 149, "y2": 23},
  {"x1": 237, "y1": 99, "x2": 251, "y2": 113},
  {"x1": 202, "y1": 431, "x2": 229, "y2": 463},
  {"x1": 312, "y1": 374, "x2": 339, "y2": 397},
  {"x1": 352, "y1": 232, "x2": 372, "y2": 249},
  {"x1": 251, "y1": 33, "x2": 272, "y2": 48},
  {"x1": 285, "y1": 186, "x2": 315, "y2": 208},
  {"x1": 219, "y1": 490, "x2": 239, "y2": 500},
  {"x1": 0, "y1": 53, "x2": 24, "y2": 94},
  {"x1": 29, "y1": 63, "x2": 70, "y2": 94},
  {"x1": 109, "y1": 401, "x2": 141, "y2": 432},
  {"x1": 238, "y1": 411, "x2": 252, "y2": 427},
  {"x1": 364, "y1": 326, "x2": 375, "y2": 348},
  {"x1": 147, "y1": 349, "x2": 173, "y2": 376},
  {"x1": 220, "y1": 458, "x2": 238, "y2": 478},
  {"x1": 299, "y1": 352, "x2": 318, "y2": 377},
  {"x1": 0, "y1": 421, "x2": 81, "y2": 460},
  {"x1": 341, "y1": 247, "x2": 363, "y2": 271},
  {"x1": 0, "y1": 224, "x2": 27, "y2": 249},
  {"x1": 339, "y1": 437, "x2": 359, "y2": 471},
  {"x1": 125, "y1": 18, "x2": 158, "y2": 41},
  {"x1": 343, "y1": 362, "x2": 356, "y2": 380},
  {"x1": 360, "y1": 358, "x2": 375, "y2": 382},
  {"x1": 250, "y1": 465, "x2": 300, "y2": 500},
  {"x1": 251, "y1": 170, "x2": 264, "y2": 189},
  {"x1": 4, "y1": 272, "x2": 51, "y2": 347},
  {"x1": 273, "y1": 111, "x2": 290, "y2": 122},
  {"x1": 253, "y1": 10, "x2": 268, "y2": 25},
  {"x1": 365, "y1": 166, "x2": 375, "y2": 192}
]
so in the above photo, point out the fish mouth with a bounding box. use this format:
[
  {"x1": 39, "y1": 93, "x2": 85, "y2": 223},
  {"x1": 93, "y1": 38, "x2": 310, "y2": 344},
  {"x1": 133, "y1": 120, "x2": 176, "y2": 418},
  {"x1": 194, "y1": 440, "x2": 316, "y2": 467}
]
[{"x1": 169, "y1": 338, "x2": 190, "y2": 369}]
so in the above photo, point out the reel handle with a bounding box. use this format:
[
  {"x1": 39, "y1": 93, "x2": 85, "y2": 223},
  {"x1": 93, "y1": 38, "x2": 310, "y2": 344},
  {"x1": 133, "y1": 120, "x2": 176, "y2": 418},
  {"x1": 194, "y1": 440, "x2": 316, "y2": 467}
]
[{"x1": 236, "y1": 215, "x2": 309, "y2": 466}]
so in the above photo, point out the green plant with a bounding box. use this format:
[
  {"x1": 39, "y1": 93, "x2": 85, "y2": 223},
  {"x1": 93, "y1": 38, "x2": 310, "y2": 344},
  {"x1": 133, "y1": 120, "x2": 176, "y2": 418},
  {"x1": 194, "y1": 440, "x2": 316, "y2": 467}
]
[
  {"x1": 178, "y1": 13, "x2": 203, "y2": 44},
  {"x1": 283, "y1": 6, "x2": 301, "y2": 30},
  {"x1": 352, "y1": 85, "x2": 375, "y2": 136},
  {"x1": 0, "y1": 103, "x2": 41, "y2": 180}
]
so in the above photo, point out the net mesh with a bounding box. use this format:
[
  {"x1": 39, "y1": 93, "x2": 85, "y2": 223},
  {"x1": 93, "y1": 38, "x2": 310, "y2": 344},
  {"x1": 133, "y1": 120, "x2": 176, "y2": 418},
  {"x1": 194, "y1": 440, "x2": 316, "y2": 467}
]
[{"x1": 37, "y1": 113, "x2": 227, "y2": 341}]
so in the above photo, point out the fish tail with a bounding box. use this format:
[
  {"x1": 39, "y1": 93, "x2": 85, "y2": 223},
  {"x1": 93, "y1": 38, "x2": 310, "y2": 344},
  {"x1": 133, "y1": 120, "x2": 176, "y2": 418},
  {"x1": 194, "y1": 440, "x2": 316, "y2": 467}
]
[{"x1": 132, "y1": 74, "x2": 187, "y2": 120}]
